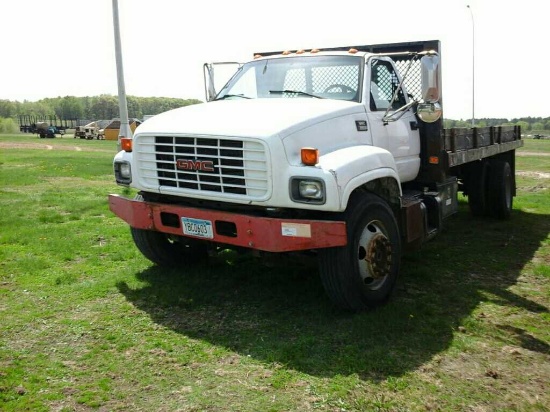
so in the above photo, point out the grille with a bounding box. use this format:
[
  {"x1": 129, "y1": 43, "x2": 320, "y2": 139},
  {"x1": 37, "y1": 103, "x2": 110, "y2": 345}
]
[{"x1": 135, "y1": 135, "x2": 269, "y2": 200}]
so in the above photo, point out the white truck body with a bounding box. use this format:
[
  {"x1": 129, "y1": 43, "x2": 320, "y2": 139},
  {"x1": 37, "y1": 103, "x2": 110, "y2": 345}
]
[{"x1": 110, "y1": 40, "x2": 522, "y2": 311}]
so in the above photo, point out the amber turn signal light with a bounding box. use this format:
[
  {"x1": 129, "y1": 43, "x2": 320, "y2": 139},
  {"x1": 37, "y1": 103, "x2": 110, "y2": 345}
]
[
  {"x1": 301, "y1": 148, "x2": 319, "y2": 166},
  {"x1": 121, "y1": 138, "x2": 133, "y2": 152}
]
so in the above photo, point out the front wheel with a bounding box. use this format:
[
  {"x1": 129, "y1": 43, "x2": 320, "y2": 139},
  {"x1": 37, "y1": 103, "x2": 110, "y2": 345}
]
[
  {"x1": 318, "y1": 192, "x2": 401, "y2": 311},
  {"x1": 131, "y1": 227, "x2": 208, "y2": 267}
]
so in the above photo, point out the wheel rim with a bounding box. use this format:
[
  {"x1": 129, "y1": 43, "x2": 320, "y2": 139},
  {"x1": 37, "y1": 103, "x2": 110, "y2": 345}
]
[{"x1": 357, "y1": 220, "x2": 392, "y2": 290}]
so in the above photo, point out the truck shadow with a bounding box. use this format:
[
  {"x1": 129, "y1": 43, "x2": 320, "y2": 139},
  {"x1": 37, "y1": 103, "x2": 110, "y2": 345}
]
[{"x1": 116, "y1": 206, "x2": 549, "y2": 380}]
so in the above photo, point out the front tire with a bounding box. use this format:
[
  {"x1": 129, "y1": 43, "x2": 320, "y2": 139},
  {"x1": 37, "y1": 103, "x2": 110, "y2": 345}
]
[
  {"x1": 130, "y1": 194, "x2": 208, "y2": 266},
  {"x1": 131, "y1": 227, "x2": 208, "y2": 267},
  {"x1": 318, "y1": 192, "x2": 401, "y2": 311}
]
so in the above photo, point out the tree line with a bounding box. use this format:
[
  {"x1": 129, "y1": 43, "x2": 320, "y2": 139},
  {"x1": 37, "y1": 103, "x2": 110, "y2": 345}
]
[
  {"x1": 444, "y1": 117, "x2": 550, "y2": 132},
  {"x1": 0, "y1": 95, "x2": 549, "y2": 133},
  {"x1": 0, "y1": 95, "x2": 203, "y2": 123}
]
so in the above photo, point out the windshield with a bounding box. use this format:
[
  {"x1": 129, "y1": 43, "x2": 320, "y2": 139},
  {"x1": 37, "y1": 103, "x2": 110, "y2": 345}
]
[{"x1": 216, "y1": 55, "x2": 363, "y2": 102}]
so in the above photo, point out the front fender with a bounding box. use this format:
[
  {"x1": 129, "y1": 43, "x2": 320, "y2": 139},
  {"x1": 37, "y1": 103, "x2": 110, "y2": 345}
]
[
  {"x1": 114, "y1": 149, "x2": 133, "y2": 164},
  {"x1": 318, "y1": 145, "x2": 401, "y2": 209}
]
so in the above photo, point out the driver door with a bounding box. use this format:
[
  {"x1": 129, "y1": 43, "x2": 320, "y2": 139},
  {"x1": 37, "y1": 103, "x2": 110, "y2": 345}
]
[{"x1": 367, "y1": 58, "x2": 420, "y2": 183}]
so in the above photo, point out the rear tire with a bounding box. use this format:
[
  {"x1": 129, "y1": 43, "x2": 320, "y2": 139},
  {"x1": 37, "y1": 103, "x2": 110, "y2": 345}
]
[
  {"x1": 318, "y1": 192, "x2": 401, "y2": 311},
  {"x1": 467, "y1": 160, "x2": 489, "y2": 217},
  {"x1": 486, "y1": 160, "x2": 513, "y2": 220}
]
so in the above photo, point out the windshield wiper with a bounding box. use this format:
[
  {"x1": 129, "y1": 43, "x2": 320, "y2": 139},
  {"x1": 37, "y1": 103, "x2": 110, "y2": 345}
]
[
  {"x1": 216, "y1": 94, "x2": 252, "y2": 100},
  {"x1": 269, "y1": 90, "x2": 324, "y2": 99}
]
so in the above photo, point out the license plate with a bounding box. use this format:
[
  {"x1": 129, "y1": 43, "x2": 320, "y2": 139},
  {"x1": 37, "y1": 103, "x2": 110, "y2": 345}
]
[{"x1": 181, "y1": 217, "x2": 214, "y2": 239}]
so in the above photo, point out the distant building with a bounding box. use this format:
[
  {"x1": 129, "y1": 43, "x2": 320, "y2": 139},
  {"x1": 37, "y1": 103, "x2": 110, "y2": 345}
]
[{"x1": 104, "y1": 118, "x2": 141, "y2": 141}]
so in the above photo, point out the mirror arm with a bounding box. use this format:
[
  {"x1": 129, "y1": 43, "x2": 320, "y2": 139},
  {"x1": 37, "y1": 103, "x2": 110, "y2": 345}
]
[
  {"x1": 382, "y1": 55, "x2": 420, "y2": 122},
  {"x1": 383, "y1": 100, "x2": 417, "y2": 124}
]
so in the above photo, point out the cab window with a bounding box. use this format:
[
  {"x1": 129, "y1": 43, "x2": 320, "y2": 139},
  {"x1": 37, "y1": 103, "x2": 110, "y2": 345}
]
[{"x1": 370, "y1": 60, "x2": 406, "y2": 111}]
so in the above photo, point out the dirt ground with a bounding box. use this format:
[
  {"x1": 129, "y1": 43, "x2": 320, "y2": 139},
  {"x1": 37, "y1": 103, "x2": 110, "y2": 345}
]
[{"x1": 0, "y1": 141, "x2": 111, "y2": 152}]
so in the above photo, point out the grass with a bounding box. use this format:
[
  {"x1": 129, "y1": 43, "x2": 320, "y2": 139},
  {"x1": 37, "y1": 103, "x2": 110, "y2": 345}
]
[{"x1": 1, "y1": 134, "x2": 549, "y2": 411}]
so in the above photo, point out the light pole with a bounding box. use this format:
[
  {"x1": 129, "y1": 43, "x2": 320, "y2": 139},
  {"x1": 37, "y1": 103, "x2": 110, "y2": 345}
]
[
  {"x1": 112, "y1": 0, "x2": 133, "y2": 150},
  {"x1": 467, "y1": 5, "x2": 475, "y2": 127}
]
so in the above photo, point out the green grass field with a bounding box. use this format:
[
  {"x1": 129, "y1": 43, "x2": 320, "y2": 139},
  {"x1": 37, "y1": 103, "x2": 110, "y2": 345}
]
[{"x1": 1, "y1": 134, "x2": 548, "y2": 411}]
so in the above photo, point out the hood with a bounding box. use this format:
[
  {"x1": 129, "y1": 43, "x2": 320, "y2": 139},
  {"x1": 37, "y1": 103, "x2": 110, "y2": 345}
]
[{"x1": 136, "y1": 99, "x2": 365, "y2": 139}]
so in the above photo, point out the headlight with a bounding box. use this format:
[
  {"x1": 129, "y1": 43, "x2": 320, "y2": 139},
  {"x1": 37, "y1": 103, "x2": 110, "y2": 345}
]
[
  {"x1": 290, "y1": 177, "x2": 325, "y2": 204},
  {"x1": 299, "y1": 181, "x2": 323, "y2": 199},
  {"x1": 119, "y1": 163, "x2": 131, "y2": 178},
  {"x1": 114, "y1": 161, "x2": 132, "y2": 185}
]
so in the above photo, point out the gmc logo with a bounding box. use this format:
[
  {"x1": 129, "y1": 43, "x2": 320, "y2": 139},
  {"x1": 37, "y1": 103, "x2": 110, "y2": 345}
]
[{"x1": 176, "y1": 159, "x2": 215, "y2": 172}]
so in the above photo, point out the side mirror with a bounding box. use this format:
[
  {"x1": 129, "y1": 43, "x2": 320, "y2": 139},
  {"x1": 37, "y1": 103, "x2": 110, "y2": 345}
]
[
  {"x1": 417, "y1": 102, "x2": 442, "y2": 123},
  {"x1": 420, "y1": 54, "x2": 440, "y2": 103},
  {"x1": 203, "y1": 63, "x2": 217, "y2": 102}
]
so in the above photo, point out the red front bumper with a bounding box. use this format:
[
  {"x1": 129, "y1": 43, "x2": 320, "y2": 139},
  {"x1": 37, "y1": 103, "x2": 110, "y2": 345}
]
[{"x1": 108, "y1": 194, "x2": 347, "y2": 252}]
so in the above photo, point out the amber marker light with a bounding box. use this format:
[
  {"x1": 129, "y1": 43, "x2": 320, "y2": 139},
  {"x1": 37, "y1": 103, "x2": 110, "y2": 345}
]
[
  {"x1": 301, "y1": 147, "x2": 319, "y2": 166},
  {"x1": 429, "y1": 156, "x2": 439, "y2": 164},
  {"x1": 348, "y1": 48, "x2": 358, "y2": 54},
  {"x1": 121, "y1": 138, "x2": 133, "y2": 152}
]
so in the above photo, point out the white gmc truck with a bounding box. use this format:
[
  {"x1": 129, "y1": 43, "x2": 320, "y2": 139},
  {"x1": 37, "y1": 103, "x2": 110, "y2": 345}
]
[{"x1": 109, "y1": 40, "x2": 523, "y2": 311}]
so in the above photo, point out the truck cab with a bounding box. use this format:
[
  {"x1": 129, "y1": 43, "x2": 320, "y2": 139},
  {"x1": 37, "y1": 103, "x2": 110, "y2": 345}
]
[
  {"x1": 117, "y1": 45, "x2": 440, "y2": 209},
  {"x1": 213, "y1": 50, "x2": 425, "y2": 185}
]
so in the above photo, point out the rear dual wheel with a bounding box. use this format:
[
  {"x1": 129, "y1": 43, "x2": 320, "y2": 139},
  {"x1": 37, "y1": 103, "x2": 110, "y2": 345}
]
[
  {"x1": 467, "y1": 160, "x2": 489, "y2": 217},
  {"x1": 487, "y1": 160, "x2": 513, "y2": 219},
  {"x1": 467, "y1": 159, "x2": 513, "y2": 219}
]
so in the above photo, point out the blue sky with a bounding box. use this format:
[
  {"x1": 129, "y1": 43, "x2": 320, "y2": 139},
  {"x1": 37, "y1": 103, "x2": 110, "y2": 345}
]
[{"x1": 1, "y1": 0, "x2": 548, "y2": 120}]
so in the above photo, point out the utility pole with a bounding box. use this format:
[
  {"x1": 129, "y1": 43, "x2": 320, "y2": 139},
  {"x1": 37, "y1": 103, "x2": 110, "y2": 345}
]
[
  {"x1": 112, "y1": 0, "x2": 133, "y2": 150},
  {"x1": 467, "y1": 5, "x2": 475, "y2": 127}
]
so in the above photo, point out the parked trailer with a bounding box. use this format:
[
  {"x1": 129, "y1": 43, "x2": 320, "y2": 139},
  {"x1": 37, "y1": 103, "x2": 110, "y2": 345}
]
[
  {"x1": 109, "y1": 40, "x2": 523, "y2": 311},
  {"x1": 19, "y1": 115, "x2": 77, "y2": 137}
]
